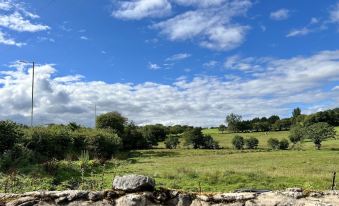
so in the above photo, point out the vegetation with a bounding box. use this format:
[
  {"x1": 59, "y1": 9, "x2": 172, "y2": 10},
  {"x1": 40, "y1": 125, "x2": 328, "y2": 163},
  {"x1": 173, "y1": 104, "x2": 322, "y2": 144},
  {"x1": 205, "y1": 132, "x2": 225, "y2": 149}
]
[{"x1": 0, "y1": 108, "x2": 338, "y2": 193}]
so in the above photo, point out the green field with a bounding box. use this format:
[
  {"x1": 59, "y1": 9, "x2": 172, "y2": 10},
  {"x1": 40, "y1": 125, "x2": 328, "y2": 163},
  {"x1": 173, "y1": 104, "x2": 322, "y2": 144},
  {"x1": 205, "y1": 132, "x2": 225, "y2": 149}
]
[{"x1": 1, "y1": 127, "x2": 339, "y2": 193}]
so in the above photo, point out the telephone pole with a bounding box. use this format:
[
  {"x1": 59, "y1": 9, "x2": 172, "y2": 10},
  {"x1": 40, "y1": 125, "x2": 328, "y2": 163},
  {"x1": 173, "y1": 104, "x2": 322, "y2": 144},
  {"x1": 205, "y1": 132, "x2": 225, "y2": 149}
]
[{"x1": 31, "y1": 62, "x2": 35, "y2": 127}]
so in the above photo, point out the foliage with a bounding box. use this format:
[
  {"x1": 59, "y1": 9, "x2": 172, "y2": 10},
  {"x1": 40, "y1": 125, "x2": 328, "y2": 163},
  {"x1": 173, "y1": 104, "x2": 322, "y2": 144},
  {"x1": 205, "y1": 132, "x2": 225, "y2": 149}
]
[
  {"x1": 164, "y1": 135, "x2": 180, "y2": 149},
  {"x1": 0, "y1": 120, "x2": 22, "y2": 155},
  {"x1": 121, "y1": 123, "x2": 147, "y2": 149},
  {"x1": 279, "y1": 138, "x2": 290, "y2": 150},
  {"x1": 95, "y1": 111, "x2": 127, "y2": 135},
  {"x1": 232, "y1": 135, "x2": 244, "y2": 150},
  {"x1": 289, "y1": 125, "x2": 306, "y2": 144},
  {"x1": 141, "y1": 124, "x2": 167, "y2": 147},
  {"x1": 244, "y1": 137, "x2": 259, "y2": 149},
  {"x1": 218, "y1": 124, "x2": 226, "y2": 133},
  {"x1": 306, "y1": 122, "x2": 336, "y2": 150},
  {"x1": 225, "y1": 113, "x2": 242, "y2": 132},
  {"x1": 183, "y1": 128, "x2": 219, "y2": 149},
  {"x1": 292, "y1": 107, "x2": 301, "y2": 119},
  {"x1": 267, "y1": 138, "x2": 280, "y2": 150}
]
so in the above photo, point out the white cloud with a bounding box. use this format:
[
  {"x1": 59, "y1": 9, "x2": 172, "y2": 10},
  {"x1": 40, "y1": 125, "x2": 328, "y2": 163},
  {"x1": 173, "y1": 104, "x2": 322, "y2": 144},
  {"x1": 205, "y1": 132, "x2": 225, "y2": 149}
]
[
  {"x1": 80, "y1": 36, "x2": 89, "y2": 40},
  {"x1": 173, "y1": 0, "x2": 226, "y2": 8},
  {"x1": 0, "y1": 12, "x2": 49, "y2": 32},
  {"x1": 148, "y1": 62, "x2": 161, "y2": 70},
  {"x1": 1, "y1": 50, "x2": 339, "y2": 127},
  {"x1": 153, "y1": 0, "x2": 251, "y2": 50},
  {"x1": 166, "y1": 53, "x2": 191, "y2": 61},
  {"x1": 112, "y1": 0, "x2": 171, "y2": 20},
  {"x1": 330, "y1": 2, "x2": 339, "y2": 23},
  {"x1": 286, "y1": 27, "x2": 310, "y2": 37},
  {"x1": 0, "y1": 31, "x2": 25, "y2": 46},
  {"x1": 270, "y1": 9, "x2": 290, "y2": 21},
  {"x1": 203, "y1": 60, "x2": 218, "y2": 68}
]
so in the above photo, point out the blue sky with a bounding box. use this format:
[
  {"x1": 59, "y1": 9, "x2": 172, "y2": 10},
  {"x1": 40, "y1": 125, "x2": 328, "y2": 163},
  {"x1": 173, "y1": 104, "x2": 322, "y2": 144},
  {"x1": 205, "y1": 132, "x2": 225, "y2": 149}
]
[{"x1": 0, "y1": 0, "x2": 339, "y2": 126}]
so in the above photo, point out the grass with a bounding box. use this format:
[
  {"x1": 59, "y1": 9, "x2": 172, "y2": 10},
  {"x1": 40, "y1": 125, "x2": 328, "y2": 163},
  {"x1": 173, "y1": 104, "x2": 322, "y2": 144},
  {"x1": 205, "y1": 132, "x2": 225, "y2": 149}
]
[{"x1": 1, "y1": 127, "x2": 338, "y2": 193}]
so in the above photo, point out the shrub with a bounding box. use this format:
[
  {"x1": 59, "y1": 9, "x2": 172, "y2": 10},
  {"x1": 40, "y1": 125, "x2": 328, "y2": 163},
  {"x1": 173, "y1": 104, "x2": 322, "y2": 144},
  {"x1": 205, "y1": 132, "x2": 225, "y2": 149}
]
[
  {"x1": 122, "y1": 123, "x2": 147, "y2": 150},
  {"x1": 279, "y1": 138, "x2": 290, "y2": 150},
  {"x1": 25, "y1": 127, "x2": 73, "y2": 161},
  {"x1": 305, "y1": 122, "x2": 336, "y2": 150},
  {"x1": 267, "y1": 138, "x2": 280, "y2": 150},
  {"x1": 289, "y1": 125, "x2": 306, "y2": 144},
  {"x1": 84, "y1": 129, "x2": 122, "y2": 160},
  {"x1": 141, "y1": 124, "x2": 167, "y2": 147},
  {"x1": 96, "y1": 112, "x2": 127, "y2": 135},
  {"x1": 183, "y1": 128, "x2": 219, "y2": 149},
  {"x1": 245, "y1": 137, "x2": 259, "y2": 149},
  {"x1": 203, "y1": 135, "x2": 220, "y2": 149},
  {"x1": 0, "y1": 120, "x2": 22, "y2": 155},
  {"x1": 232, "y1": 135, "x2": 244, "y2": 150},
  {"x1": 165, "y1": 135, "x2": 180, "y2": 149}
]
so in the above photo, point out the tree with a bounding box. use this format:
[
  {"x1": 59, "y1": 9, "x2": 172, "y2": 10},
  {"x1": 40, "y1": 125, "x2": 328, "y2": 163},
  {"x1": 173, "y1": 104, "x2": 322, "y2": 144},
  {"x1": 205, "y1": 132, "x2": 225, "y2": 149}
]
[
  {"x1": 267, "y1": 138, "x2": 280, "y2": 150},
  {"x1": 232, "y1": 135, "x2": 244, "y2": 150},
  {"x1": 96, "y1": 112, "x2": 127, "y2": 135},
  {"x1": 289, "y1": 125, "x2": 306, "y2": 145},
  {"x1": 183, "y1": 128, "x2": 219, "y2": 149},
  {"x1": 268, "y1": 115, "x2": 280, "y2": 124},
  {"x1": 165, "y1": 135, "x2": 180, "y2": 149},
  {"x1": 306, "y1": 122, "x2": 336, "y2": 150},
  {"x1": 122, "y1": 123, "x2": 147, "y2": 149},
  {"x1": 279, "y1": 139, "x2": 289, "y2": 150},
  {"x1": 245, "y1": 137, "x2": 259, "y2": 149},
  {"x1": 226, "y1": 113, "x2": 242, "y2": 132},
  {"x1": 292, "y1": 107, "x2": 301, "y2": 119},
  {"x1": 0, "y1": 120, "x2": 22, "y2": 155},
  {"x1": 218, "y1": 124, "x2": 226, "y2": 134},
  {"x1": 141, "y1": 124, "x2": 167, "y2": 147}
]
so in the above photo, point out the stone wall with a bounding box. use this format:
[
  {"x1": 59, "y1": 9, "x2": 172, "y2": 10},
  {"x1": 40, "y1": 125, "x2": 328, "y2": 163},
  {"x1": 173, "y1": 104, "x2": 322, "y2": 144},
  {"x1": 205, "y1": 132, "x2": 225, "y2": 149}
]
[{"x1": 0, "y1": 175, "x2": 338, "y2": 206}]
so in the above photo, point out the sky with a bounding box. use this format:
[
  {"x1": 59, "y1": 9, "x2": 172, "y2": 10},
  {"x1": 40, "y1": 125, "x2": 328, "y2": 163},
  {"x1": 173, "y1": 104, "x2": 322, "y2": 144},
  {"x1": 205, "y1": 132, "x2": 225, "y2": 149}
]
[{"x1": 0, "y1": 0, "x2": 339, "y2": 127}]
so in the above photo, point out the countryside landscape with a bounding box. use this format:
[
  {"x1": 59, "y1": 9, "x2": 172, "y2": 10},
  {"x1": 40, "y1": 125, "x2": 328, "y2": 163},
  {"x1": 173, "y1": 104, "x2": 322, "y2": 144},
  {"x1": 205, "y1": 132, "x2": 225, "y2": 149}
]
[{"x1": 1, "y1": 0, "x2": 339, "y2": 205}]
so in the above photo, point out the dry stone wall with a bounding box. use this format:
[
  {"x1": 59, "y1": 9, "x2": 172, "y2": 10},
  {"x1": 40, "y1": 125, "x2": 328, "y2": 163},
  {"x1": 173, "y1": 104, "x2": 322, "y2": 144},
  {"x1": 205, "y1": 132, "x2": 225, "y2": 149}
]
[{"x1": 0, "y1": 174, "x2": 338, "y2": 206}]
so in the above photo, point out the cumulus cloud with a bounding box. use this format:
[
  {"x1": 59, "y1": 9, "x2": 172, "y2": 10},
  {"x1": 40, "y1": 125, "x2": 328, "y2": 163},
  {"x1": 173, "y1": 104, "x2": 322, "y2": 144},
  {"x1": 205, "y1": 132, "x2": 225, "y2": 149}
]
[
  {"x1": 0, "y1": 31, "x2": 25, "y2": 46},
  {"x1": 1, "y1": 50, "x2": 339, "y2": 127},
  {"x1": 0, "y1": 0, "x2": 49, "y2": 46},
  {"x1": 112, "y1": 0, "x2": 171, "y2": 20},
  {"x1": 112, "y1": 0, "x2": 251, "y2": 51},
  {"x1": 270, "y1": 9, "x2": 290, "y2": 20}
]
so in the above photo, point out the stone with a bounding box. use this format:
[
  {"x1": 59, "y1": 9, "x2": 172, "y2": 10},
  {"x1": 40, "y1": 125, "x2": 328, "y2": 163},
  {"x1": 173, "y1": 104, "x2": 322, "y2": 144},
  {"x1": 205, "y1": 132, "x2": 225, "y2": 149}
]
[
  {"x1": 115, "y1": 194, "x2": 147, "y2": 206},
  {"x1": 190, "y1": 199, "x2": 211, "y2": 206},
  {"x1": 88, "y1": 191, "x2": 105, "y2": 201},
  {"x1": 177, "y1": 194, "x2": 192, "y2": 206},
  {"x1": 6, "y1": 197, "x2": 37, "y2": 206},
  {"x1": 112, "y1": 174, "x2": 155, "y2": 192},
  {"x1": 213, "y1": 193, "x2": 256, "y2": 203}
]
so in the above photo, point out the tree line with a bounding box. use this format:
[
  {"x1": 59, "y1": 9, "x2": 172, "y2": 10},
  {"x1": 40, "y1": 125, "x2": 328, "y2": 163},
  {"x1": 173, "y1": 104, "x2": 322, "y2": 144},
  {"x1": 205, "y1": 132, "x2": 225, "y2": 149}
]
[{"x1": 221, "y1": 107, "x2": 339, "y2": 133}]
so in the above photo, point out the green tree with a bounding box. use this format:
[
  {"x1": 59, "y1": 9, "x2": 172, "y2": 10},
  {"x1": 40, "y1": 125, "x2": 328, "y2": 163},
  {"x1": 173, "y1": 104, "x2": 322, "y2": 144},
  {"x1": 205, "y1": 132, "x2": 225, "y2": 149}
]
[
  {"x1": 292, "y1": 107, "x2": 301, "y2": 119},
  {"x1": 306, "y1": 122, "x2": 336, "y2": 150},
  {"x1": 232, "y1": 135, "x2": 244, "y2": 150},
  {"x1": 141, "y1": 124, "x2": 167, "y2": 147},
  {"x1": 218, "y1": 124, "x2": 226, "y2": 134},
  {"x1": 96, "y1": 112, "x2": 127, "y2": 135},
  {"x1": 0, "y1": 120, "x2": 22, "y2": 155},
  {"x1": 245, "y1": 137, "x2": 259, "y2": 149},
  {"x1": 267, "y1": 138, "x2": 280, "y2": 150},
  {"x1": 164, "y1": 135, "x2": 180, "y2": 149},
  {"x1": 289, "y1": 125, "x2": 306, "y2": 145},
  {"x1": 226, "y1": 113, "x2": 242, "y2": 132},
  {"x1": 279, "y1": 138, "x2": 290, "y2": 150},
  {"x1": 122, "y1": 123, "x2": 147, "y2": 149}
]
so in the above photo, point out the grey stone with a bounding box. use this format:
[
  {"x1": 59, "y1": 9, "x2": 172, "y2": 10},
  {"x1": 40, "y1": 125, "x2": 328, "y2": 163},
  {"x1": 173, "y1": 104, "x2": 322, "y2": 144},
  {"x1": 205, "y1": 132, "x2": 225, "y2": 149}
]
[
  {"x1": 115, "y1": 194, "x2": 146, "y2": 206},
  {"x1": 88, "y1": 191, "x2": 105, "y2": 201},
  {"x1": 190, "y1": 199, "x2": 211, "y2": 206},
  {"x1": 213, "y1": 193, "x2": 256, "y2": 203},
  {"x1": 177, "y1": 194, "x2": 192, "y2": 206},
  {"x1": 6, "y1": 197, "x2": 37, "y2": 206},
  {"x1": 112, "y1": 174, "x2": 155, "y2": 192}
]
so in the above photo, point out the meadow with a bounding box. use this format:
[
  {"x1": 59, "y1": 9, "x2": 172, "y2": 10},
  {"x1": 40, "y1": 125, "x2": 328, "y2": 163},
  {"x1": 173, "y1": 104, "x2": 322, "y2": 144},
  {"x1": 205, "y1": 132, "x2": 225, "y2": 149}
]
[{"x1": 2, "y1": 127, "x2": 338, "y2": 193}]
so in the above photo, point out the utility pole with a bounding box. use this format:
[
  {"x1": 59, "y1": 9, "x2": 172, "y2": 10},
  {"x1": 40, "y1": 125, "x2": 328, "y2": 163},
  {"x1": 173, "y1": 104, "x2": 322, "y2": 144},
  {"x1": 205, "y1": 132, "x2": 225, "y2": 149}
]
[{"x1": 31, "y1": 62, "x2": 35, "y2": 127}]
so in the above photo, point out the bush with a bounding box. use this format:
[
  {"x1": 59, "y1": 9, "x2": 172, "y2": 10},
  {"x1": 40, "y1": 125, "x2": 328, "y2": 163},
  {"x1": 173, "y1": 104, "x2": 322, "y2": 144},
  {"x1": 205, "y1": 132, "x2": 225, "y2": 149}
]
[
  {"x1": 267, "y1": 138, "x2": 280, "y2": 150},
  {"x1": 232, "y1": 135, "x2": 244, "y2": 150},
  {"x1": 122, "y1": 123, "x2": 147, "y2": 150},
  {"x1": 305, "y1": 122, "x2": 336, "y2": 150},
  {"x1": 84, "y1": 129, "x2": 122, "y2": 159},
  {"x1": 183, "y1": 128, "x2": 219, "y2": 149},
  {"x1": 0, "y1": 120, "x2": 23, "y2": 155},
  {"x1": 279, "y1": 138, "x2": 289, "y2": 150},
  {"x1": 164, "y1": 135, "x2": 180, "y2": 149},
  {"x1": 245, "y1": 137, "x2": 259, "y2": 149},
  {"x1": 289, "y1": 125, "x2": 306, "y2": 144},
  {"x1": 25, "y1": 127, "x2": 73, "y2": 161},
  {"x1": 141, "y1": 124, "x2": 167, "y2": 147},
  {"x1": 96, "y1": 112, "x2": 127, "y2": 135}
]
